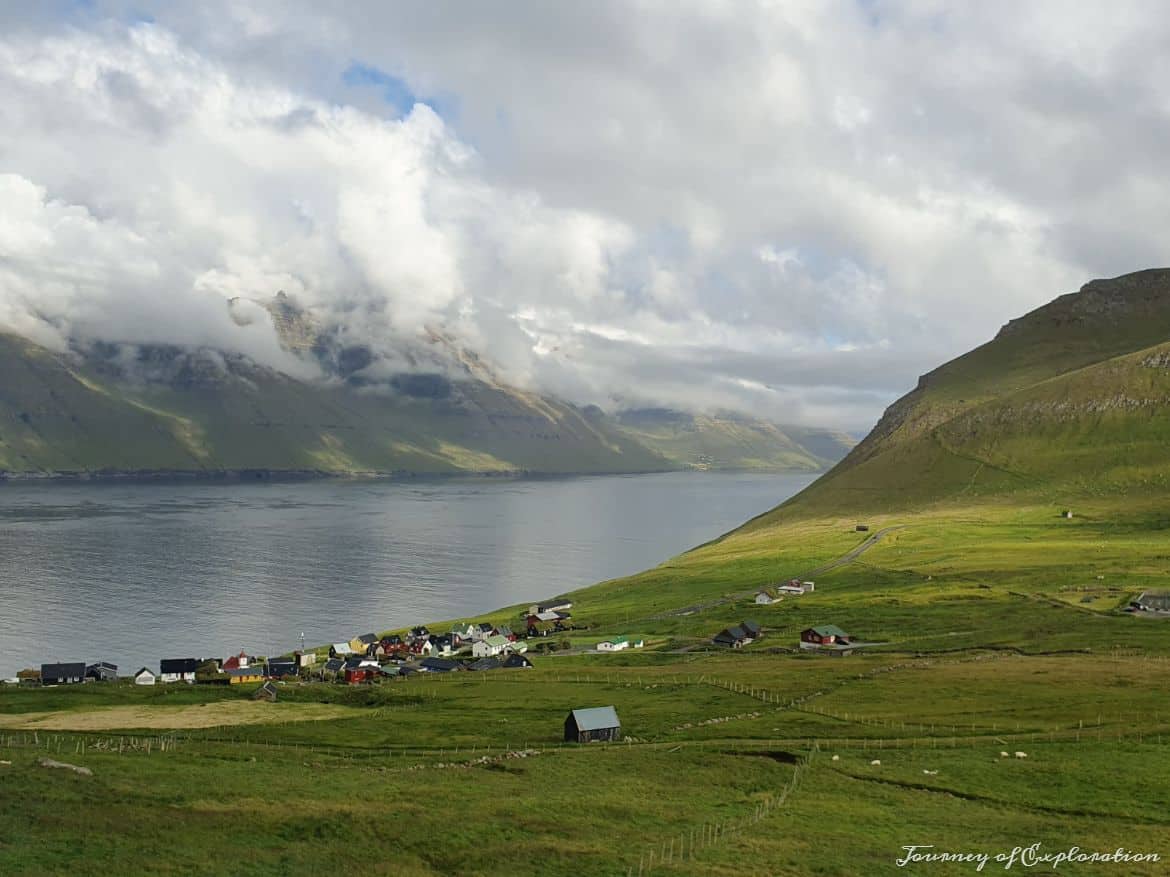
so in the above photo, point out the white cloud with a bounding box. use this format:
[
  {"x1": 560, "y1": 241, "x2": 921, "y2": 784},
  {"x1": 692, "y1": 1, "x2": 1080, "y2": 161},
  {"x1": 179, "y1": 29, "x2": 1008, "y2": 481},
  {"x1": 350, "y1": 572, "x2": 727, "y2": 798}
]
[{"x1": 1, "y1": 4, "x2": 1167, "y2": 429}]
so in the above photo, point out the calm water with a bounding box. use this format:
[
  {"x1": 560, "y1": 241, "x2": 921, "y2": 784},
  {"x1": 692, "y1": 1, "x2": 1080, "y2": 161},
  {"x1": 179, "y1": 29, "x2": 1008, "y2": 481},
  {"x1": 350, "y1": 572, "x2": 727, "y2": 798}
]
[{"x1": 0, "y1": 471, "x2": 814, "y2": 676}]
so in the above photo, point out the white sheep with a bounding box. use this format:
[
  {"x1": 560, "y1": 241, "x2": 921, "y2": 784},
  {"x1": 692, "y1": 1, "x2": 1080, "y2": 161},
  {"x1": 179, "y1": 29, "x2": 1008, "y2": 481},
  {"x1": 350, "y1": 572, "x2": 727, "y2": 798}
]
[
  {"x1": 922, "y1": 769, "x2": 938, "y2": 775},
  {"x1": 999, "y1": 751, "x2": 1010, "y2": 757},
  {"x1": 831, "y1": 754, "x2": 840, "y2": 761},
  {"x1": 1014, "y1": 751, "x2": 1028, "y2": 759},
  {"x1": 870, "y1": 759, "x2": 881, "y2": 766}
]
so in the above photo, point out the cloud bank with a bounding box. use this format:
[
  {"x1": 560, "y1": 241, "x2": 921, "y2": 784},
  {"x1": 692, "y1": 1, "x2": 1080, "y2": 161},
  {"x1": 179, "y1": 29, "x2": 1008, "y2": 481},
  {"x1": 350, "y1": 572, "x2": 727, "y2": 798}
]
[{"x1": 1, "y1": 3, "x2": 1166, "y2": 429}]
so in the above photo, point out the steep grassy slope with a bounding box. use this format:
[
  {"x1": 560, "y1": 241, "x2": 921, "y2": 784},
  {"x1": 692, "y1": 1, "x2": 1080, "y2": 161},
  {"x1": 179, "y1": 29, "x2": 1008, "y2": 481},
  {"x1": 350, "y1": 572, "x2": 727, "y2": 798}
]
[
  {"x1": 0, "y1": 332, "x2": 671, "y2": 477},
  {"x1": 752, "y1": 268, "x2": 1170, "y2": 521},
  {"x1": 611, "y1": 408, "x2": 853, "y2": 471}
]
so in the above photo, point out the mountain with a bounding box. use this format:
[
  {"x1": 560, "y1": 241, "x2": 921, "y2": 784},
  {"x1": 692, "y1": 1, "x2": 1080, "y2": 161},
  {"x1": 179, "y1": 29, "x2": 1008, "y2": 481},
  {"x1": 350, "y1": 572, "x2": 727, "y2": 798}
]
[
  {"x1": 0, "y1": 295, "x2": 849, "y2": 478},
  {"x1": 756, "y1": 268, "x2": 1170, "y2": 521},
  {"x1": 608, "y1": 408, "x2": 853, "y2": 471}
]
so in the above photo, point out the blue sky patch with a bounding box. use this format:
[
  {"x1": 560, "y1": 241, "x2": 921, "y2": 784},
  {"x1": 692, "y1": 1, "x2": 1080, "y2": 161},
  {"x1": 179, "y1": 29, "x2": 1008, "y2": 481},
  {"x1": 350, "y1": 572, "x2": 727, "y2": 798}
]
[{"x1": 342, "y1": 62, "x2": 456, "y2": 120}]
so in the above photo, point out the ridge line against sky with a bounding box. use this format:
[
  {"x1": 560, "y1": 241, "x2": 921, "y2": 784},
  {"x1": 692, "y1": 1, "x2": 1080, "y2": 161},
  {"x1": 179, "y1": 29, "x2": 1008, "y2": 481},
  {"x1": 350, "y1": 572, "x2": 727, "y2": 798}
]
[{"x1": 0, "y1": 1, "x2": 1165, "y2": 431}]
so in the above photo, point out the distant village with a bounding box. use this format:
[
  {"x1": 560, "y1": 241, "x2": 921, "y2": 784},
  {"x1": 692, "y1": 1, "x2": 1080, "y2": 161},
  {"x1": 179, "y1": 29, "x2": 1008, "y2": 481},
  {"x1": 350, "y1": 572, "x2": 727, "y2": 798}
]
[{"x1": 12, "y1": 577, "x2": 868, "y2": 699}]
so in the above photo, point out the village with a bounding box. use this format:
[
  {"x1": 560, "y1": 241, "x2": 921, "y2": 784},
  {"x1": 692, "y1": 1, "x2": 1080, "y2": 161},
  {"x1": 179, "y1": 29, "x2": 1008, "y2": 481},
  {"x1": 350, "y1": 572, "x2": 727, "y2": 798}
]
[{"x1": 12, "y1": 575, "x2": 868, "y2": 698}]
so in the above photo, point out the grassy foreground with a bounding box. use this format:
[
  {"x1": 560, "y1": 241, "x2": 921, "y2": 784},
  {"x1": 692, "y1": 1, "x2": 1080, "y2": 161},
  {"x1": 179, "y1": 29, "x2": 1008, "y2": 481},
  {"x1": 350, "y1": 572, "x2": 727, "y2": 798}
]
[{"x1": 3, "y1": 490, "x2": 1170, "y2": 876}]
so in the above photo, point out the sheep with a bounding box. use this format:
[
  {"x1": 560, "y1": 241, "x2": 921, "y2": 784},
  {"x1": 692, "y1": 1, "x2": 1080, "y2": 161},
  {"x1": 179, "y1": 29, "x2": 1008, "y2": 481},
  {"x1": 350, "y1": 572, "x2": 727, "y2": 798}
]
[
  {"x1": 922, "y1": 769, "x2": 938, "y2": 775},
  {"x1": 870, "y1": 759, "x2": 881, "y2": 766},
  {"x1": 999, "y1": 751, "x2": 1010, "y2": 757},
  {"x1": 831, "y1": 754, "x2": 840, "y2": 761},
  {"x1": 1014, "y1": 751, "x2": 1028, "y2": 759}
]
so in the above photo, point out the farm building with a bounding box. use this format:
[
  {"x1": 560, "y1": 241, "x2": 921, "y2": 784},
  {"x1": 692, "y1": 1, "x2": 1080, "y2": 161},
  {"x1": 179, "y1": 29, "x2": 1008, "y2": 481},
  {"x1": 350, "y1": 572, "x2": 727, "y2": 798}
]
[
  {"x1": 564, "y1": 706, "x2": 622, "y2": 743},
  {"x1": 713, "y1": 620, "x2": 760, "y2": 648},
  {"x1": 801, "y1": 625, "x2": 850, "y2": 646},
  {"x1": 755, "y1": 590, "x2": 777, "y2": 604},
  {"x1": 420, "y1": 657, "x2": 465, "y2": 673},
  {"x1": 133, "y1": 667, "x2": 156, "y2": 686},
  {"x1": 472, "y1": 635, "x2": 509, "y2": 658},
  {"x1": 85, "y1": 661, "x2": 118, "y2": 682},
  {"x1": 344, "y1": 666, "x2": 377, "y2": 684},
  {"x1": 40, "y1": 662, "x2": 86, "y2": 685},
  {"x1": 159, "y1": 659, "x2": 199, "y2": 683},
  {"x1": 529, "y1": 599, "x2": 572, "y2": 616},
  {"x1": 469, "y1": 657, "x2": 502, "y2": 672},
  {"x1": 713, "y1": 626, "x2": 749, "y2": 648},
  {"x1": 597, "y1": 637, "x2": 629, "y2": 652},
  {"x1": 503, "y1": 653, "x2": 534, "y2": 669},
  {"x1": 16, "y1": 668, "x2": 40, "y2": 685},
  {"x1": 1136, "y1": 592, "x2": 1170, "y2": 612}
]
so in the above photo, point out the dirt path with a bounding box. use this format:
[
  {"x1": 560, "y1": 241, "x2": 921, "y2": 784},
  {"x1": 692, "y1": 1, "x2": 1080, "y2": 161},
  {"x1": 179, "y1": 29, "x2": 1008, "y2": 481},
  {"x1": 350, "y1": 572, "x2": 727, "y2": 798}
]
[
  {"x1": 0, "y1": 701, "x2": 355, "y2": 731},
  {"x1": 642, "y1": 525, "x2": 906, "y2": 624}
]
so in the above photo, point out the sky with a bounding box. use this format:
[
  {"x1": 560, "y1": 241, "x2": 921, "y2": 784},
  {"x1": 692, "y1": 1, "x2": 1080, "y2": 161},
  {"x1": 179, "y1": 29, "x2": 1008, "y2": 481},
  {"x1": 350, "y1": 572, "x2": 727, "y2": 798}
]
[{"x1": 1, "y1": 1, "x2": 1167, "y2": 432}]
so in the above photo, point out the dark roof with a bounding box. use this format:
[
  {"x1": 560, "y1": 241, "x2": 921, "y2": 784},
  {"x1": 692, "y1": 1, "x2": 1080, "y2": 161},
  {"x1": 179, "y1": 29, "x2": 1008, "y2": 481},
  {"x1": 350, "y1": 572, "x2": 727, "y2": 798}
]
[
  {"x1": 807, "y1": 624, "x2": 849, "y2": 638},
  {"x1": 86, "y1": 661, "x2": 117, "y2": 672},
  {"x1": 502, "y1": 653, "x2": 533, "y2": 669},
  {"x1": 382, "y1": 634, "x2": 403, "y2": 645},
  {"x1": 133, "y1": 666, "x2": 154, "y2": 677},
  {"x1": 568, "y1": 706, "x2": 620, "y2": 732},
  {"x1": 468, "y1": 657, "x2": 502, "y2": 672},
  {"x1": 477, "y1": 622, "x2": 494, "y2": 632},
  {"x1": 160, "y1": 659, "x2": 199, "y2": 673},
  {"x1": 741, "y1": 619, "x2": 762, "y2": 637},
  {"x1": 358, "y1": 633, "x2": 378, "y2": 644},
  {"x1": 342, "y1": 657, "x2": 364, "y2": 670},
  {"x1": 410, "y1": 626, "x2": 430, "y2": 636},
  {"x1": 715, "y1": 625, "x2": 747, "y2": 642},
  {"x1": 41, "y1": 662, "x2": 85, "y2": 679},
  {"x1": 495, "y1": 625, "x2": 513, "y2": 637},
  {"x1": 323, "y1": 658, "x2": 344, "y2": 672},
  {"x1": 420, "y1": 657, "x2": 464, "y2": 672}
]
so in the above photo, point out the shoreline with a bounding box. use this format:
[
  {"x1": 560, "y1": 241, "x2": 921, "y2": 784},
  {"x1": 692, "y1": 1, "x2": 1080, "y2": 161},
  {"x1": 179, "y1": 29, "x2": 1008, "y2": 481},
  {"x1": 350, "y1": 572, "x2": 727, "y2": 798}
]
[{"x1": 0, "y1": 464, "x2": 825, "y2": 486}]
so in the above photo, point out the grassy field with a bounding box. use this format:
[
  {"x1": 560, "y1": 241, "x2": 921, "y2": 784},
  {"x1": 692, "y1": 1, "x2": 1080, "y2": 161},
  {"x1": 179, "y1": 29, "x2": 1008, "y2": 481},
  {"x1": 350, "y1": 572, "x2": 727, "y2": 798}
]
[{"x1": 4, "y1": 492, "x2": 1170, "y2": 876}]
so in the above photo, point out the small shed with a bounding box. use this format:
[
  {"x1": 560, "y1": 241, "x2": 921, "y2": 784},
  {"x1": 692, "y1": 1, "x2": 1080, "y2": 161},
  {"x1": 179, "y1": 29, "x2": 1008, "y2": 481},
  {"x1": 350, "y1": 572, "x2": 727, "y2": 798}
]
[
  {"x1": 253, "y1": 681, "x2": 278, "y2": 702},
  {"x1": 856, "y1": 524, "x2": 870, "y2": 532},
  {"x1": 755, "y1": 590, "x2": 776, "y2": 605},
  {"x1": 565, "y1": 706, "x2": 621, "y2": 743},
  {"x1": 502, "y1": 653, "x2": 533, "y2": 670}
]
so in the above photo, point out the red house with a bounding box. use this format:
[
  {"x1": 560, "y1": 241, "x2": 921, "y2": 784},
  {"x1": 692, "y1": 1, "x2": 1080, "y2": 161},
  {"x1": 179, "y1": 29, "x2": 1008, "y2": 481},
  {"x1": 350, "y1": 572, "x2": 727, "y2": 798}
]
[
  {"x1": 800, "y1": 625, "x2": 850, "y2": 645},
  {"x1": 344, "y1": 667, "x2": 377, "y2": 684}
]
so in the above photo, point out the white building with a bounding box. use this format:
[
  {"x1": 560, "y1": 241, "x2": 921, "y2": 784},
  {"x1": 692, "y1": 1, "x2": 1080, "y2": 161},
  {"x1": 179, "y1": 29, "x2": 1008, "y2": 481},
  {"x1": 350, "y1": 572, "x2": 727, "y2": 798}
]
[
  {"x1": 597, "y1": 637, "x2": 630, "y2": 652},
  {"x1": 472, "y1": 635, "x2": 509, "y2": 658},
  {"x1": 133, "y1": 667, "x2": 156, "y2": 686}
]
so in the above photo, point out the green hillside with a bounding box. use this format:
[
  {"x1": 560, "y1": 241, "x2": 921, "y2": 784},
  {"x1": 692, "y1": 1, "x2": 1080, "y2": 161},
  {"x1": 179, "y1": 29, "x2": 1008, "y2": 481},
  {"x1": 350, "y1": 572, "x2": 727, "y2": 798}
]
[
  {"x1": 0, "y1": 332, "x2": 674, "y2": 477},
  {"x1": 610, "y1": 408, "x2": 853, "y2": 471},
  {"x1": 754, "y1": 268, "x2": 1170, "y2": 522}
]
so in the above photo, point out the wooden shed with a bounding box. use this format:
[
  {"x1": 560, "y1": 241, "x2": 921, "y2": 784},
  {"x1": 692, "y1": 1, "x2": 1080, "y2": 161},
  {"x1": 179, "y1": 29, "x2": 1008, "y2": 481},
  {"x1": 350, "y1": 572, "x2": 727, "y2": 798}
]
[{"x1": 564, "y1": 706, "x2": 621, "y2": 743}]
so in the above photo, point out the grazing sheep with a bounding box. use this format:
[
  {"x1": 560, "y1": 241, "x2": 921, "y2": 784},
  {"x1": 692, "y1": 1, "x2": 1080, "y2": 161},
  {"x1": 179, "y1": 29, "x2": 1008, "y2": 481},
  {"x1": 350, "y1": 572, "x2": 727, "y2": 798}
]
[
  {"x1": 922, "y1": 769, "x2": 938, "y2": 775},
  {"x1": 870, "y1": 759, "x2": 881, "y2": 766},
  {"x1": 831, "y1": 755, "x2": 840, "y2": 761},
  {"x1": 1014, "y1": 751, "x2": 1028, "y2": 759},
  {"x1": 999, "y1": 751, "x2": 1010, "y2": 757}
]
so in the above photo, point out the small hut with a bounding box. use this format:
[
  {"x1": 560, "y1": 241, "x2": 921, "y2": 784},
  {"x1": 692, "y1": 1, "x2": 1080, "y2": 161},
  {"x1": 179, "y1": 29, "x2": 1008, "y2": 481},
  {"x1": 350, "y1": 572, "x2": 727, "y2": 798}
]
[
  {"x1": 253, "y1": 681, "x2": 278, "y2": 702},
  {"x1": 564, "y1": 706, "x2": 621, "y2": 743}
]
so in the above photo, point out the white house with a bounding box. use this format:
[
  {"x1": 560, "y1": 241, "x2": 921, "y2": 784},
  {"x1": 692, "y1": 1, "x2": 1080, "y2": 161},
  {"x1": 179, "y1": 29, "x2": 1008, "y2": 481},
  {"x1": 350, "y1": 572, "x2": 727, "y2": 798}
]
[
  {"x1": 597, "y1": 637, "x2": 629, "y2": 652},
  {"x1": 528, "y1": 600, "x2": 572, "y2": 616},
  {"x1": 777, "y1": 584, "x2": 806, "y2": 595},
  {"x1": 331, "y1": 642, "x2": 353, "y2": 656},
  {"x1": 133, "y1": 667, "x2": 156, "y2": 686},
  {"x1": 472, "y1": 635, "x2": 509, "y2": 658},
  {"x1": 755, "y1": 590, "x2": 777, "y2": 604}
]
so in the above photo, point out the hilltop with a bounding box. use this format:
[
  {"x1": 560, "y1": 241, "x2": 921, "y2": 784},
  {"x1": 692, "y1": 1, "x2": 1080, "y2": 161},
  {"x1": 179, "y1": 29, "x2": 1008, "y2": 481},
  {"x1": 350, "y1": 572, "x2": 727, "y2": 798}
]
[
  {"x1": 0, "y1": 295, "x2": 851, "y2": 478},
  {"x1": 748, "y1": 268, "x2": 1170, "y2": 522}
]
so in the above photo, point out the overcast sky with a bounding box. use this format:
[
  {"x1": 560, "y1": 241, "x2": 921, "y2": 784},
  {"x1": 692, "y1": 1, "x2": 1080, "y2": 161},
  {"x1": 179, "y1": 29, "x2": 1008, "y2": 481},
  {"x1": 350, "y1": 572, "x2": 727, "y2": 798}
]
[{"x1": 1, "y1": 2, "x2": 1166, "y2": 431}]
